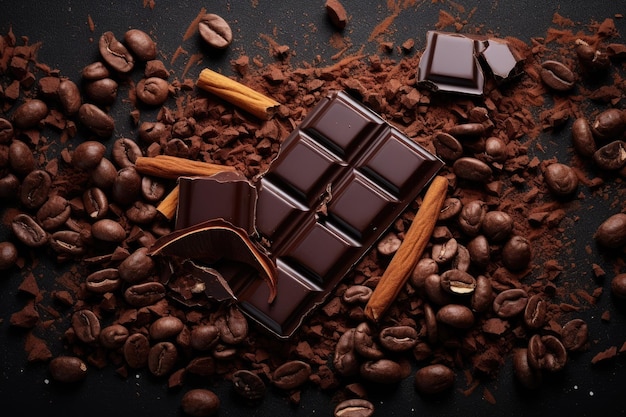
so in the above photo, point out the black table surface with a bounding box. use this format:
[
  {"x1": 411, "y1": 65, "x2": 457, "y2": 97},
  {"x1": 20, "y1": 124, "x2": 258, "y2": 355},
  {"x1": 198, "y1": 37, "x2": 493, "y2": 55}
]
[{"x1": 1, "y1": 1, "x2": 625, "y2": 416}]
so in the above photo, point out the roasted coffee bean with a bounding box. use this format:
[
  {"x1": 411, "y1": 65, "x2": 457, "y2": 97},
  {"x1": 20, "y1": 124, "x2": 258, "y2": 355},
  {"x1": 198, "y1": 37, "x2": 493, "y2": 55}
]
[
  {"x1": 138, "y1": 121, "x2": 171, "y2": 143},
  {"x1": 86, "y1": 268, "x2": 121, "y2": 293},
  {"x1": 379, "y1": 325, "x2": 418, "y2": 352},
  {"x1": 124, "y1": 29, "x2": 157, "y2": 61},
  {"x1": 523, "y1": 294, "x2": 547, "y2": 329},
  {"x1": 9, "y1": 139, "x2": 35, "y2": 175},
  {"x1": 467, "y1": 235, "x2": 490, "y2": 268},
  {"x1": 0, "y1": 144, "x2": 9, "y2": 167},
  {"x1": 118, "y1": 247, "x2": 155, "y2": 283},
  {"x1": 593, "y1": 140, "x2": 626, "y2": 170},
  {"x1": 410, "y1": 257, "x2": 438, "y2": 289},
  {"x1": 447, "y1": 123, "x2": 485, "y2": 139},
  {"x1": 512, "y1": 348, "x2": 542, "y2": 390},
  {"x1": 149, "y1": 316, "x2": 184, "y2": 340},
  {"x1": 186, "y1": 356, "x2": 216, "y2": 376},
  {"x1": 433, "y1": 132, "x2": 463, "y2": 161},
  {"x1": 539, "y1": 60, "x2": 575, "y2": 91},
  {"x1": 83, "y1": 187, "x2": 108, "y2": 220},
  {"x1": 198, "y1": 14, "x2": 233, "y2": 49},
  {"x1": 124, "y1": 282, "x2": 166, "y2": 307},
  {"x1": 544, "y1": 162, "x2": 578, "y2": 196},
  {"x1": 99, "y1": 324, "x2": 129, "y2": 349},
  {"x1": 458, "y1": 200, "x2": 486, "y2": 236},
  {"x1": 148, "y1": 341, "x2": 178, "y2": 377},
  {"x1": 92, "y1": 219, "x2": 126, "y2": 242},
  {"x1": 20, "y1": 169, "x2": 51, "y2": 210},
  {"x1": 111, "y1": 166, "x2": 142, "y2": 206},
  {"x1": 493, "y1": 288, "x2": 528, "y2": 318},
  {"x1": 481, "y1": 210, "x2": 513, "y2": 242},
  {"x1": 377, "y1": 232, "x2": 401, "y2": 256},
  {"x1": 11, "y1": 213, "x2": 48, "y2": 247},
  {"x1": 0, "y1": 118, "x2": 14, "y2": 143},
  {"x1": 91, "y1": 157, "x2": 117, "y2": 189},
  {"x1": 453, "y1": 157, "x2": 492, "y2": 183},
  {"x1": 58, "y1": 78, "x2": 81, "y2": 115},
  {"x1": 123, "y1": 333, "x2": 150, "y2": 368},
  {"x1": 591, "y1": 108, "x2": 626, "y2": 141},
  {"x1": 12, "y1": 99, "x2": 48, "y2": 129},
  {"x1": 436, "y1": 304, "x2": 474, "y2": 329},
  {"x1": 212, "y1": 344, "x2": 237, "y2": 360},
  {"x1": 334, "y1": 328, "x2": 359, "y2": 377},
  {"x1": 528, "y1": 334, "x2": 567, "y2": 372},
  {"x1": 136, "y1": 77, "x2": 169, "y2": 106},
  {"x1": 181, "y1": 389, "x2": 220, "y2": 417},
  {"x1": 571, "y1": 117, "x2": 596, "y2": 157},
  {"x1": 432, "y1": 225, "x2": 453, "y2": 241},
  {"x1": 99, "y1": 31, "x2": 134, "y2": 73},
  {"x1": 36, "y1": 195, "x2": 70, "y2": 230},
  {"x1": 343, "y1": 285, "x2": 373, "y2": 304},
  {"x1": 85, "y1": 78, "x2": 118, "y2": 106},
  {"x1": 78, "y1": 103, "x2": 115, "y2": 137},
  {"x1": 450, "y1": 244, "x2": 470, "y2": 272},
  {"x1": 470, "y1": 275, "x2": 493, "y2": 312},
  {"x1": 424, "y1": 273, "x2": 454, "y2": 306},
  {"x1": 594, "y1": 213, "x2": 626, "y2": 248},
  {"x1": 72, "y1": 141, "x2": 107, "y2": 171},
  {"x1": 439, "y1": 197, "x2": 461, "y2": 221},
  {"x1": 216, "y1": 305, "x2": 248, "y2": 344},
  {"x1": 0, "y1": 173, "x2": 19, "y2": 198},
  {"x1": 483, "y1": 136, "x2": 507, "y2": 163},
  {"x1": 0, "y1": 241, "x2": 18, "y2": 270},
  {"x1": 414, "y1": 364, "x2": 455, "y2": 395},
  {"x1": 611, "y1": 273, "x2": 626, "y2": 299},
  {"x1": 72, "y1": 309, "x2": 101, "y2": 344},
  {"x1": 334, "y1": 399, "x2": 375, "y2": 417},
  {"x1": 440, "y1": 269, "x2": 476, "y2": 295},
  {"x1": 360, "y1": 359, "x2": 406, "y2": 384},
  {"x1": 273, "y1": 360, "x2": 311, "y2": 390},
  {"x1": 190, "y1": 324, "x2": 220, "y2": 351},
  {"x1": 502, "y1": 235, "x2": 532, "y2": 271},
  {"x1": 125, "y1": 201, "x2": 158, "y2": 224},
  {"x1": 49, "y1": 356, "x2": 88, "y2": 383},
  {"x1": 82, "y1": 61, "x2": 110, "y2": 80},
  {"x1": 232, "y1": 370, "x2": 266, "y2": 401},
  {"x1": 431, "y1": 238, "x2": 458, "y2": 264},
  {"x1": 576, "y1": 41, "x2": 610, "y2": 72},
  {"x1": 561, "y1": 318, "x2": 589, "y2": 351},
  {"x1": 49, "y1": 230, "x2": 86, "y2": 257},
  {"x1": 141, "y1": 176, "x2": 166, "y2": 202},
  {"x1": 354, "y1": 322, "x2": 384, "y2": 359}
]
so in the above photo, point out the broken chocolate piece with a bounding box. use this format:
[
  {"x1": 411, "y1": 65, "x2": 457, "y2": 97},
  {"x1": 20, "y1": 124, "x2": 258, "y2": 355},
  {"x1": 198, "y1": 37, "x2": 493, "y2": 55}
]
[
  {"x1": 417, "y1": 31, "x2": 524, "y2": 95},
  {"x1": 417, "y1": 31, "x2": 485, "y2": 96},
  {"x1": 149, "y1": 218, "x2": 277, "y2": 304},
  {"x1": 175, "y1": 171, "x2": 257, "y2": 235}
]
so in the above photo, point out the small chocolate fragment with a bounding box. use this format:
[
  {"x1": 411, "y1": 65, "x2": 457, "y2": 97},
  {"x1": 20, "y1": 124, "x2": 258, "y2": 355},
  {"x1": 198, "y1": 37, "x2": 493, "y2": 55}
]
[{"x1": 417, "y1": 31, "x2": 485, "y2": 96}]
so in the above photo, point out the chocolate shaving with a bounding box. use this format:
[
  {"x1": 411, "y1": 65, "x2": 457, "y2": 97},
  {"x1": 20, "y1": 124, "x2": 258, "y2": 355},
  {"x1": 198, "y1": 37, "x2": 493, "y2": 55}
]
[{"x1": 149, "y1": 218, "x2": 278, "y2": 304}]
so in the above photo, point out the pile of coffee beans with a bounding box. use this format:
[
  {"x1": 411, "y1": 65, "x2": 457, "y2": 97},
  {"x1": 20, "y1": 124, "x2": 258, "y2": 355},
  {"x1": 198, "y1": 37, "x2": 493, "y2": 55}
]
[{"x1": 1, "y1": 6, "x2": 626, "y2": 417}]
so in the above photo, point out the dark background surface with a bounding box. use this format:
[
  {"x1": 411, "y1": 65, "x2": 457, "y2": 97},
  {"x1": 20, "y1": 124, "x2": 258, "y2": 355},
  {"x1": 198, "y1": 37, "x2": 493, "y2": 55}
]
[{"x1": 0, "y1": 1, "x2": 625, "y2": 416}]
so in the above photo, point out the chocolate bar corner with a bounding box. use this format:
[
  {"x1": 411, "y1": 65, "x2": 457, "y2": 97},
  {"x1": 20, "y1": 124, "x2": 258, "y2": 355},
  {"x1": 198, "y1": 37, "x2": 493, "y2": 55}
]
[{"x1": 175, "y1": 91, "x2": 444, "y2": 339}]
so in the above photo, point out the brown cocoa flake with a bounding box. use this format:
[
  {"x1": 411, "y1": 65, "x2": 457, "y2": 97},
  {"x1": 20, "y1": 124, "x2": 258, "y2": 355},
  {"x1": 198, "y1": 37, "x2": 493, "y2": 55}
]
[
  {"x1": 591, "y1": 346, "x2": 618, "y2": 364},
  {"x1": 9, "y1": 301, "x2": 40, "y2": 328}
]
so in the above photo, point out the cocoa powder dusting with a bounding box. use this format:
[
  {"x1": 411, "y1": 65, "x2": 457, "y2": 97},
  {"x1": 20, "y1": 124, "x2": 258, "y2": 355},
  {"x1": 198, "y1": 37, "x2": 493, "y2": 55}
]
[{"x1": 1, "y1": 2, "x2": 626, "y2": 416}]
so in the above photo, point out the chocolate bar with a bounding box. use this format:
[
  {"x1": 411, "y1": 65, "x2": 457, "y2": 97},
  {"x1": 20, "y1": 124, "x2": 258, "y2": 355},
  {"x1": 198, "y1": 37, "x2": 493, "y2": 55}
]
[
  {"x1": 417, "y1": 31, "x2": 523, "y2": 95},
  {"x1": 174, "y1": 91, "x2": 443, "y2": 338}
]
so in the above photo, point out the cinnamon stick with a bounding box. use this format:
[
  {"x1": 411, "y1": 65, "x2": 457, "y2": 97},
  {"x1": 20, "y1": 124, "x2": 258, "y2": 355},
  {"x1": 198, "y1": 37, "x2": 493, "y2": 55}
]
[
  {"x1": 364, "y1": 176, "x2": 449, "y2": 322},
  {"x1": 196, "y1": 68, "x2": 280, "y2": 120},
  {"x1": 156, "y1": 185, "x2": 179, "y2": 220},
  {"x1": 135, "y1": 155, "x2": 237, "y2": 179}
]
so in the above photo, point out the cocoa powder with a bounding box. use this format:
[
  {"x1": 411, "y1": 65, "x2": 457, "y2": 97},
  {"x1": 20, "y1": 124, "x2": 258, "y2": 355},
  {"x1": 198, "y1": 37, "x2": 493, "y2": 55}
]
[{"x1": 1, "y1": 3, "x2": 626, "y2": 417}]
